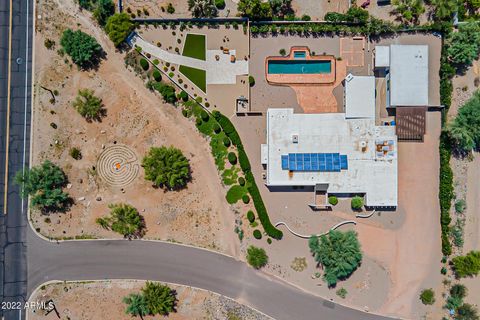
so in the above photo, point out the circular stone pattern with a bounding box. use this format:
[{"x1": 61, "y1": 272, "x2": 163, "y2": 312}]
[{"x1": 97, "y1": 145, "x2": 140, "y2": 187}]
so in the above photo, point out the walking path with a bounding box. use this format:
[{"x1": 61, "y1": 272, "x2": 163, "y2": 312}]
[{"x1": 129, "y1": 33, "x2": 248, "y2": 85}]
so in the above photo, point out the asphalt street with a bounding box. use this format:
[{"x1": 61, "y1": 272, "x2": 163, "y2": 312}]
[
  {"x1": 0, "y1": 2, "x2": 395, "y2": 320},
  {"x1": 0, "y1": 0, "x2": 33, "y2": 319},
  {"x1": 28, "y1": 235, "x2": 396, "y2": 320}
]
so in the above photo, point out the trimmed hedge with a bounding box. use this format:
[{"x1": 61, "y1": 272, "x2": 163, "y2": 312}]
[
  {"x1": 247, "y1": 210, "x2": 255, "y2": 223},
  {"x1": 238, "y1": 146, "x2": 251, "y2": 173},
  {"x1": 328, "y1": 195, "x2": 338, "y2": 206},
  {"x1": 253, "y1": 229, "x2": 262, "y2": 239},
  {"x1": 152, "y1": 69, "x2": 162, "y2": 81},
  {"x1": 242, "y1": 194, "x2": 250, "y2": 204},
  {"x1": 140, "y1": 58, "x2": 149, "y2": 71},
  {"x1": 439, "y1": 132, "x2": 453, "y2": 256},
  {"x1": 228, "y1": 152, "x2": 237, "y2": 165},
  {"x1": 238, "y1": 176, "x2": 245, "y2": 186},
  {"x1": 201, "y1": 110, "x2": 209, "y2": 122},
  {"x1": 223, "y1": 137, "x2": 231, "y2": 147},
  {"x1": 213, "y1": 123, "x2": 221, "y2": 134}
]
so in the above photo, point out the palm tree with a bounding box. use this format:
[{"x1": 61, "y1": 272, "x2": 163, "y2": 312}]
[
  {"x1": 141, "y1": 282, "x2": 177, "y2": 316},
  {"x1": 187, "y1": 0, "x2": 218, "y2": 18},
  {"x1": 123, "y1": 293, "x2": 150, "y2": 319}
]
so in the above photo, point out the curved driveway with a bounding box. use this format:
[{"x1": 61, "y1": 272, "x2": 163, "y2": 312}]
[{"x1": 28, "y1": 230, "x2": 394, "y2": 320}]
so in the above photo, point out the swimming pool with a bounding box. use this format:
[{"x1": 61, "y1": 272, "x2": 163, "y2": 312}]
[
  {"x1": 293, "y1": 51, "x2": 306, "y2": 59},
  {"x1": 267, "y1": 60, "x2": 332, "y2": 74}
]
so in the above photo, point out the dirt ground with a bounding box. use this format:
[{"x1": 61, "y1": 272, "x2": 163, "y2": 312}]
[
  {"x1": 29, "y1": 280, "x2": 271, "y2": 320},
  {"x1": 292, "y1": 0, "x2": 349, "y2": 20},
  {"x1": 33, "y1": 0, "x2": 241, "y2": 255}
]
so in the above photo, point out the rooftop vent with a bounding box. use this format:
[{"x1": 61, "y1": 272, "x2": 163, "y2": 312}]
[{"x1": 292, "y1": 134, "x2": 299, "y2": 144}]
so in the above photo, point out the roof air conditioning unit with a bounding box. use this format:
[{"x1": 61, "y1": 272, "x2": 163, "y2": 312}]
[{"x1": 292, "y1": 134, "x2": 299, "y2": 144}]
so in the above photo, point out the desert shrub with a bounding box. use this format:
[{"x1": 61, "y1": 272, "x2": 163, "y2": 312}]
[
  {"x1": 308, "y1": 230, "x2": 362, "y2": 287},
  {"x1": 14, "y1": 160, "x2": 70, "y2": 213},
  {"x1": 167, "y1": 3, "x2": 175, "y2": 14},
  {"x1": 328, "y1": 195, "x2": 338, "y2": 206},
  {"x1": 447, "y1": 22, "x2": 480, "y2": 67},
  {"x1": 246, "y1": 245, "x2": 268, "y2": 269},
  {"x1": 238, "y1": 177, "x2": 245, "y2": 186},
  {"x1": 195, "y1": 117, "x2": 202, "y2": 126},
  {"x1": 450, "y1": 284, "x2": 467, "y2": 299},
  {"x1": 69, "y1": 147, "x2": 82, "y2": 160},
  {"x1": 452, "y1": 251, "x2": 480, "y2": 278},
  {"x1": 267, "y1": 238, "x2": 272, "y2": 244},
  {"x1": 152, "y1": 82, "x2": 177, "y2": 104},
  {"x1": 168, "y1": 72, "x2": 174, "y2": 78},
  {"x1": 253, "y1": 229, "x2": 262, "y2": 239},
  {"x1": 72, "y1": 89, "x2": 105, "y2": 121},
  {"x1": 153, "y1": 59, "x2": 159, "y2": 65},
  {"x1": 351, "y1": 196, "x2": 364, "y2": 210},
  {"x1": 123, "y1": 293, "x2": 149, "y2": 318},
  {"x1": 336, "y1": 288, "x2": 347, "y2": 299},
  {"x1": 439, "y1": 132, "x2": 453, "y2": 255},
  {"x1": 96, "y1": 203, "x2": 144, "y2": 237},
  {"x1": 93, "y1": 0, "x2": 115, "y2": 26},
  {"x1": 60, "y1": 29, "x2": 102, "y2": 68},
  {"x1": 152, "y1": 70, "x2": 162, "y2": 81},
  {"x1": 441, "y1": 267, "x2": 448, "y2": 275},
  {"x1": 215, "y1": 0, "x2": 226, "y2": 9},
  {"x1": 179, "y1": 90, "x2": 189, "y2": 102},
  {"x1": 447, "y1": 90, "x2": 480, "y2": 153},
  {"x1": 419, "y1": 288, "x2": 435, "y2": 305},
  {"x1": 247, "y1": 210, "x2": 255, "y2": 222},
  {"x1": 242, "y1": 194, "x2": 250, "y2": 204},
  {"x1": 105, "y1": 13, "x2": 133, "y2": 47},
  {"x1": 223, "y1": 137, "x2": 231, "y2": 147},
  {"x1": 142, "y1": 146, "x2": 190, "y2": 190},
  {"x1": 228, "y1": 152, "x2": 237, "y2": 165},
  {"x1": 279, "y1": 48, "x2": 286, "y2": 56},
  {"x1": 455, "y1": 199, "x2": 466, "y2": 213},
  {"x1": 226, "y1": 185, "x2": 246, "y2": 204},
  {"x1": 456, "y1": 304, "x2": 479, "y2": 320},
  {"x1": 44, "y1": 38, "x2": 55, "y2": 49},
  {"x1": 213, "y1": 123, "x2": 221, "y2": 134},
  {"x1": 140, "y1": 58, "x2": 149, "y2": 71},
  {"x1": 201, "y1": 110, "x2": 209, "y2": 121}
]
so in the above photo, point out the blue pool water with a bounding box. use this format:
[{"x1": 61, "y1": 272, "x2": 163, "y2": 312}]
[
  {"x1": 268, "y1": 60, "x2": 331, "y2": 74},
  {"x1": 293, "y1": 51, "x2": 306, "y2": 59}
]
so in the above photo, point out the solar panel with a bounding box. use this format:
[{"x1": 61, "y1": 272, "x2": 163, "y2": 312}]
[{"x1": 281, "y1": 153, "x2": 348, "y2": 172}]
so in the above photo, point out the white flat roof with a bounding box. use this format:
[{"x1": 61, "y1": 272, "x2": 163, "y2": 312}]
[
  {"x1": 266, "y1": 109, "x2": 398, "y2": 207},
  {"x1": 375, "y1": 46, "x2": 390, "y2": 67},
  {"x1": 390, "y1": 45, "x2": 429, "y2": 106},
  {"x1": 345, "y1": 74, "x2": 375, "y2": 119}
]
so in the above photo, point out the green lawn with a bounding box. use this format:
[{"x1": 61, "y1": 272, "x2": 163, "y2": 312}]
[
  {"x1": 179, "y1": 65, "x2": 206, "y2": 93},
  {"x1": 182, "y1": 34, "x2": 206, "y2": 61}
]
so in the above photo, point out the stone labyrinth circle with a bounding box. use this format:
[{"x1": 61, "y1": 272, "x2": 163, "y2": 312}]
[{"x1": 97, "y1": 144, "x2": 140, "y2": 187}]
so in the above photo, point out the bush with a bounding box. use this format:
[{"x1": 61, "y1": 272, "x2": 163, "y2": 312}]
[
  {"x1": 93, "y1": 0, "x2": 115, "y2": 26},
  {"x1": 153, "y1": 59, "x2": 159, "y2": 65},
  {"x1": 279, "y1": 48, "x2": 286, "y2": 56},
  {"x1": 238, "y1": 177, "x2": 245, "y2": 186},
  {"x1": 456, "y1": 304, "x2": 479, "y2": 320},
  {"x1": 246, "y1": 245, "x2": 268, "y2": 269},
  {"x1": 69, "y1": 147, "x2": 82, "y2": 160},
  {"x1": 253, "y1": 229, "x2": 262, "y2": 239},
  {"x1": 72, "y1": 89, "x2": 104, "y2": 121},
  {"x1": 455, "y1": 199, "x2": 466, "y2": 213},
  {"x1": 179, "y1": 90, "x2": 189, "y2": 102},
  {"x1": 14, "y1": 160, "x2": 70, "y2": 213},
  {"x1": 142, "y1": 146, "x2": 190, "y2": 190},
  {"x1": 309, "y1": 230, "x2": 362, "y2": 287},
  {"x1": 248, "y1": 75, "x2": 255, "y2": 87},
  {"x1": 152, "y1": 82, "x2": 177, "y2": 104},
  {"x1": 200, "y1": 110, "x2": 209, "y2": 121},
  {"x1": 226, "y1": 185, "x2": 246, "y2": 204},
  {"x1": 247, "y1": 210, "x2": 255, "y2": 223},
  {"x1": 439, "y1": 133, "x2": 454, "y2": 255},
  {"x1": 336, "y1": 288, "x2": 347, "y2": 299},
  {"x1": 166, "y1": 3, "x2": 175, "y2": 14},
  {"x1": 351, "y1": 196, "x2": 364, "y2": 210},
  {"x1": 152, "y1": 70, "x2": 162, "y2": 81},
  {"x1": 96, "y1": 203, "x2": 144, "y2": 237},
  {"x1": 44, "y1": 38, "x2": 55, "y2": 49},
  {"x1": 228, "y1": 152, "x2": 237, "y2": 165},
  {"x1": 223, "y1": 137, "x2": 231, "y2": 147},
  {"x1": 452, "y1": 251, "x2": 480, "y2": 278},
  {"x1": 213, "y1": 123, "x2": 221, "y2": 134},
  {"x1": 140, "y1": 58, "x2": 149, "y2": 71},
  {"x1": 267, "y1": 238, "x2": 272, "y2": 244},
  {"x1": 450, "y1": 284, "x2": 467, "y2": 299},
  {"x1": 60, "y1": 29, "x2": 102, "y2": 68},
  {"x1": 441, "y1": 266, "x2": 447, "y2": 275},
  {"x1": 215, "y1": 0, "x2": 225, "y2": 9},
  {"x1": 419, "y1": 289, "x2": 435, "y2": 305},
  {"x1": 242, "y1": 194, "x2": 250, "y2": 204},
  {"x1": 328, "y1": 195, "x2": 338, "y2": 206},
  {"x1": 448, "y1": 90, "x2": 480, "y2": 153},
  {"x1": 447, "y1": 22, "x2": 480, "y2": 67},
  {"x1": 105, "y1": 13, "x2": 133, "y2": 47}
]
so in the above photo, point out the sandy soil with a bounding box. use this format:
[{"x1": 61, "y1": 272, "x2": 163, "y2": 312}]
[
  {"x1": 29, "y1": 280, "x2": 271, "y2": 320},
  {"x1": 292, "y1": 0, "x2": 349, "y2": 20},
  {"x1": 33, "y1": 0, "x2": 240, "y2": 255}
]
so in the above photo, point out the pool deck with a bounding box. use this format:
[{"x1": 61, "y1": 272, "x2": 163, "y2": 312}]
[{"x1": 265, "y1": 47, "x2": 336, "y2": 85}]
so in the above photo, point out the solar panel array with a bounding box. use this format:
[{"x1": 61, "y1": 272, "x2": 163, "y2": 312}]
[{"x1": 281, "y1": 153, "x2": 348, "y2": 172}]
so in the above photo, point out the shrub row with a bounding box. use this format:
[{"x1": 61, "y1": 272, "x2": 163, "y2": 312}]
[{"x1": 212, "y1": 110, "x2": 282, "y2": 239}]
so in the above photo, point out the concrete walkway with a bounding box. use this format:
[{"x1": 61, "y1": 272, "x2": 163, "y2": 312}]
[{"x1": 129, "y1": 33, "x2": 248, "y2": 85}]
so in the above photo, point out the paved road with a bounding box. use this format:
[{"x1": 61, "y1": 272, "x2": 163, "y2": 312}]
[
  {"x1": 28, "y1": 233, "x2": 394, "y2": 320},
  {"x1": 0, "y1": 0, "x2": 33, "y2": 319},
  {"x1": 0, "y1": 2, "x2": 394, "y2": 320}
]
